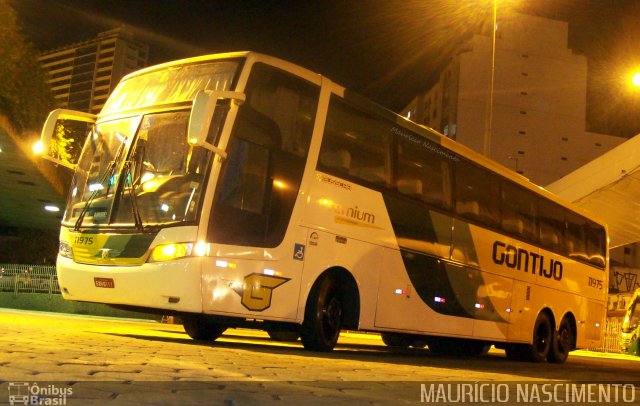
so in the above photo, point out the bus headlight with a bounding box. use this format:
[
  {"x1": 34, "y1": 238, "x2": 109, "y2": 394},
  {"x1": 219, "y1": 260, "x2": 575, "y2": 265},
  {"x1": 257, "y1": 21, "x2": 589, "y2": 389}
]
[
  {"x1": 148, "y1": 241, "x2": 210, "y2": 262},
  {"x1": 149, "y1": 243, "x2": 193, "y2": 262},
  {"x1": 59, "y1": 241, "x2": 74, "y2": 259}
]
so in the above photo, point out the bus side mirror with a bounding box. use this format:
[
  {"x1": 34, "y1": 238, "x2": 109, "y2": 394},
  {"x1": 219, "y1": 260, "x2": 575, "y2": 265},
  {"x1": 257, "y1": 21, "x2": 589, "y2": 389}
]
[
  {"x1": 35, "y1": 109, "x2": 97, "y2": 170},
  {"x1": 187, "y1": 90, "x2": 245, "y2": 159}
]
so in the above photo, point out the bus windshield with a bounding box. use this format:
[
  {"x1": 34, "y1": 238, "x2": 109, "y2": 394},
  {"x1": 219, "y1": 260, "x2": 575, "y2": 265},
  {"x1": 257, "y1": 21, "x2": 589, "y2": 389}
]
[
  {"x1": 63, "y1": 60, "x2": 240, "y2": 229},
  {"x1": 102, "y1": 61, "x2": 240, "y2": 114}
]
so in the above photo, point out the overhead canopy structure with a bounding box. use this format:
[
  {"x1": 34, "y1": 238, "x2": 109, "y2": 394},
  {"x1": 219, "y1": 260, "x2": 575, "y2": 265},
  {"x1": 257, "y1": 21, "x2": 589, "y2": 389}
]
[{"x1": 546, "y1": 133, "x2": 640, "y2": 249}]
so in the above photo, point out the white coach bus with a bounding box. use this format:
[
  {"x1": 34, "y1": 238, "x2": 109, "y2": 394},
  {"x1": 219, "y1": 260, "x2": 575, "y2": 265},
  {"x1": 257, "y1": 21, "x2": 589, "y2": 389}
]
[{"x1": 38, "y1": 52, "x2": 607, "y2": 363}]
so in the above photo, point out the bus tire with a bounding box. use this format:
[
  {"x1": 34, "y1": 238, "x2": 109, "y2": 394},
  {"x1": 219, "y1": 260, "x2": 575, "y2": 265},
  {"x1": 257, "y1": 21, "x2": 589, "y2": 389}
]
[
  {"x1": 267, "y1": 330, "x2": 300, "y2": 342},
  {"x1": 506, "y1": 312, "x2": 552, "y2": 362},
  {"x1": 182, "y1": 314, "x2": 226, "y2": 341},
  {"x1": 531, "y1": 312, "x2": 553, "y2": 362},
  {"x1": 301, "y1": 277, "x2": 342, "y2": 352},
  {"x1": 548, "y1": 318, "x2": 573, "y2": 364}
]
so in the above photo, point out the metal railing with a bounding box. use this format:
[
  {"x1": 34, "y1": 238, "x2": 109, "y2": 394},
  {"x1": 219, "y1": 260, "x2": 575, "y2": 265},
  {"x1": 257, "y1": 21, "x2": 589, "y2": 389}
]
[
  {"x1": 0, "y1": 264, "x2": 60, "y2": 295},
  {"x1": 590, "y1": 318, "x2": 623, "y2": 354}
]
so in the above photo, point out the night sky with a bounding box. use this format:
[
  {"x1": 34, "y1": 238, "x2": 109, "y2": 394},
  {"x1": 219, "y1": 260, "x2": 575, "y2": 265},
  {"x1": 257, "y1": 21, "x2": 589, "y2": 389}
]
[{"x1": 10, "y1": 0, "x2": 640, "y2": 136}]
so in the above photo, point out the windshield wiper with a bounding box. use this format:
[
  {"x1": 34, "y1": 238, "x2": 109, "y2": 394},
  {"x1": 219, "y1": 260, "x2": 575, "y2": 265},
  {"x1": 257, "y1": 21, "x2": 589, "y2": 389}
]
[
  {"x1": 74, "y1": 136, "x2": 127, "y2": 231},
  {"x1": 122, "y1": 160, "x2": 144, "y2": 232}
]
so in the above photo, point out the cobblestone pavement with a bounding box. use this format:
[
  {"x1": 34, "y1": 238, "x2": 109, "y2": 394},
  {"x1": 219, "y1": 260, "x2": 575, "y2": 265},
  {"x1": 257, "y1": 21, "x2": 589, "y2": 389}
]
[{"x1": 0, "y1": 308, "x2": 639, "y2": 405}]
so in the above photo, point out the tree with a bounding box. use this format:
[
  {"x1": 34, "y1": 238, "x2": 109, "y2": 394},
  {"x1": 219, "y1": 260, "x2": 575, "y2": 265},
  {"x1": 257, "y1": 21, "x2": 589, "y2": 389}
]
[{"x1": 0, "y1": 0, "x2": 53, "y2": 133}]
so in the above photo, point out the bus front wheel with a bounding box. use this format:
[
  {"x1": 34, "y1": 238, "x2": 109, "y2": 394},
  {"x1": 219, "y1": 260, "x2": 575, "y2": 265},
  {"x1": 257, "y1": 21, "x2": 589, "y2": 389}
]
[
  {"x1": 301, "y1": 277, "x2": 342, "y2": 352},
  {"x1": 182, "y1": 314, "x2": 227, "y2": 341}
]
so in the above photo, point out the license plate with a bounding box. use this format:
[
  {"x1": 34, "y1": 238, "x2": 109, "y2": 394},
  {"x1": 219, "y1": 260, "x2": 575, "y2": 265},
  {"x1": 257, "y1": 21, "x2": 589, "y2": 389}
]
[{"x1": 94, "y1": 277, "x2": 115, "y2": 288}]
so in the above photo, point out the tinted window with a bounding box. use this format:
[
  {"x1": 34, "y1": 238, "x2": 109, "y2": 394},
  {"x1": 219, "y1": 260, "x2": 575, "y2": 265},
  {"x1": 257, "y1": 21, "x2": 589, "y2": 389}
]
[
  {"x1": 318, "y1": 97, "x2": 392, "y2": 187},
  {"x1": 396, "y1": 129, "x2": 452, "y2": 209},
  {"x1": 209, "y1": 63, "x2": 319, "y2": 247},
  {"x1": 454, "y1": 160, "x2": 500, "y2": 228},
  {"x1": 501, "y1": 181, "x2": 536, "y2": 241}
]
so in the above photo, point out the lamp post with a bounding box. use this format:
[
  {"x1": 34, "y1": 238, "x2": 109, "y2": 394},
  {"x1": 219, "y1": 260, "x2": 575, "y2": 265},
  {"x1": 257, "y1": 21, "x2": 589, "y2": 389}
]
[{"x1": 482, "y1": 0, "x2": 497, "y2": 157}]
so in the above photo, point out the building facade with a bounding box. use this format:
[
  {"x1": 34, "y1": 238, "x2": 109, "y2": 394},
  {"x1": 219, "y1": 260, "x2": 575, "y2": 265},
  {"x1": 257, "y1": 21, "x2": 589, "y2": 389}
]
[
  {"x1": 402, "y1": 12, "x2": 624, "y2": 186},
  {"x1": 38, "y1": 28, "x2": 149, "y2": 115}
]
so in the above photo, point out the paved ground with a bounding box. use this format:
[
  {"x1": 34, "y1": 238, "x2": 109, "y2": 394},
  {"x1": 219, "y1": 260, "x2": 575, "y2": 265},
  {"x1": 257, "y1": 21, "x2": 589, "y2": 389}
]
[{"x1": 0, "y1": 308, "x2": 639, "y2": 405}]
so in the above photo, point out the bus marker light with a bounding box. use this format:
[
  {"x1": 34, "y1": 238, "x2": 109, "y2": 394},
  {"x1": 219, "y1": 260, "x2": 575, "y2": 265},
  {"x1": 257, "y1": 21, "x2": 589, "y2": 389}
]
[
  {"x1": 434, "y1": 296, "x2": 446, "y2": 303},
  {"x1": 475, "y1": 303, "x2": 485, "y2": 309},
  {"x1": 194, "y1": 241, "x2": 209, "y2": 256},
  {"x1": 216, "y1": 260, "x2": 237, "y2": 269},
  {"x1": 263, "y1": 269, "x2": 281, "y2": 276}
]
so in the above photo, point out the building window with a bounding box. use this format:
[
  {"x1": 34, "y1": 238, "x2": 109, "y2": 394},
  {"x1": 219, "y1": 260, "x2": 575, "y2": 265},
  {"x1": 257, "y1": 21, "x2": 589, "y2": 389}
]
[
  {"x1": 520, "y1": 91, "x2": 528, "y2": 95},
  {"x1": 517, "y1": 151, "x2": 525, "y2": 155},
  {"x1": 595, "y1": 142, "x2": 602, "y2": 147},
  {"x1": 521, "y1": 72, "x2": 529, "y2": 77},
  {"x1": 518, "y1": 130, "x2": 526, "y2": 135},
  {"x1": 561, "y1": 137, "x2": 569, "y2": 141},
  {"x1": 520, "y1": 110, "x2": 527, "y2": 115},
  {"x1": 561, "y1": 157, "x2": 568, "y2": 161}
]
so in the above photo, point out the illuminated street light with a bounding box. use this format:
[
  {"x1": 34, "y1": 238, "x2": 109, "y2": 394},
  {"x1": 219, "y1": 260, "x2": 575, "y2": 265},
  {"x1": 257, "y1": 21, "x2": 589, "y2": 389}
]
[
  {"x1": 32, "y1": 140, "x2": 44, "y2": 155},
  {"x1": 632, "y1": 71, "x2": 640, "y2": 88}
]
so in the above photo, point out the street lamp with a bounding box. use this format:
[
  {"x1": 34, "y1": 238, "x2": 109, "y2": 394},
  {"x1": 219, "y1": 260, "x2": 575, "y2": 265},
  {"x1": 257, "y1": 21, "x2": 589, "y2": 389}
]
[
  {"x1": 632, "y1": 71, "x2": 640, "y2": 88},
  {"x1": 482, "y1": 0, "x2": 498, "y2": 157}
]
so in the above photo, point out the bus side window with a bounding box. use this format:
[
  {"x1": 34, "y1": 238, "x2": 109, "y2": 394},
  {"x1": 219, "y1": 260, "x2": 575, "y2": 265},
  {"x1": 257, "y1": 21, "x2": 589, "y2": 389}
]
[
  {"x1": 537, "y1": 199, "x2": 563, "y2": 252},
  {"x1": 501, "y1": 181, "x2": 536, "y2": 241},
  {"x1": 396, "y1": 134, "x2": 451, "y2": 209},
  {"x1": 454, "y1": 160, "x2": 500, "y2": 228},
  {"x1": 319, "y1": 148, "x2": 352, "y2": 174},
  {"x1": 318, "y1": 96, "x2": 392, "y2": 188},
  {"x1": 585, "y1": 222, "x2": 606, "y2": 268},
  {"x1": 565, "y1": 213, "x2": 588, "y2": 263},
  {"x1": 209, "y1": 63, "x2": 319, "y2": 248}
]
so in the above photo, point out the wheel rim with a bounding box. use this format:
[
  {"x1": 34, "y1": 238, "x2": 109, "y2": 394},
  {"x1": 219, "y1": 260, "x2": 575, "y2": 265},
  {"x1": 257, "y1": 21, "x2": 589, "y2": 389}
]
[
  {"x1": 557, "y1": 327, "x2": 571, "y2": 353},
  {"x1": 534, "y1": 321, "x2": 550, "y2": 354},
  {"x1": 322, "y1": 296, "x2": 341, "y2": 338}
]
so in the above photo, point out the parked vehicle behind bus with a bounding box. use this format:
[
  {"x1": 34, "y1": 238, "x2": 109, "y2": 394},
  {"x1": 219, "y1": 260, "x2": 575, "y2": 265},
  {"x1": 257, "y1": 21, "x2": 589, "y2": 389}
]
[{"x1": 620, "y1": 288, "x2": 640, "y2": 355}]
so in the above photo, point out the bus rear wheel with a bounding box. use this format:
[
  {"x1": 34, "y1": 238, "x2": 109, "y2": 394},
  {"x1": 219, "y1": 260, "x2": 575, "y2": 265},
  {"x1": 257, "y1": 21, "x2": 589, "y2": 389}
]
[
  {"x1": 182, "y1": 314, "x2": 227, "y2": 341},
  {"x1": 548, "y1": 318, "x2": 573, "y2": 364},
  {"x1": 506, "y1": 312, "x2": 552, "y2": 362},
  {"x1": 301, "y1": 277, "x2": 342, "y2": 352}
]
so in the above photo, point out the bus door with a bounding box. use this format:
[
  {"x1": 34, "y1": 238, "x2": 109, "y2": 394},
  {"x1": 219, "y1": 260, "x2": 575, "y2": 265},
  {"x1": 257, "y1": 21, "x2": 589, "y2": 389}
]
[
  {"x1": 201, "y1": 61, "x2": 320, "y2": 321},
  {"x1": 508, "y1": 280, "x2": 533, "y2": 342}
]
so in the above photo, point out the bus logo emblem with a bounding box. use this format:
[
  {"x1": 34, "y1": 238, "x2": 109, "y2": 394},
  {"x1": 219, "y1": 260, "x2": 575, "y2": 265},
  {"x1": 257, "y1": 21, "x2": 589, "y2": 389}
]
[
  {"x1": 233, "y1": 273, "x2": 290, "y2": 311},
  {"x1": 100, "y1": 249, "x2": 110, "y2": 259}
]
